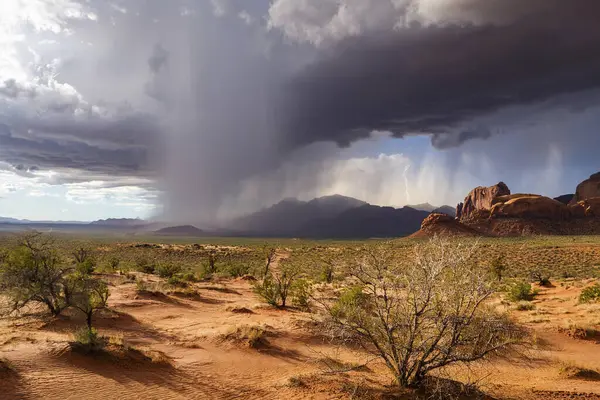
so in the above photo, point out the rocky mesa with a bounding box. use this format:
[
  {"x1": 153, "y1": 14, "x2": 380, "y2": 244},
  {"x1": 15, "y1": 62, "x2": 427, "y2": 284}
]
[{"x1": 422, "y1": 172, "x2": 600, "y2": 237}]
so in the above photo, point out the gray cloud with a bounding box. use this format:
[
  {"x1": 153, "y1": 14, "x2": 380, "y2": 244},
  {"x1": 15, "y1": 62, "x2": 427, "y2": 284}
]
[
  {"x1": 2, "y1": 0, "x2": 600, "y2": 223},
  {"x1": 277, "y1": 0, "x2": 600, "y2": 149}
]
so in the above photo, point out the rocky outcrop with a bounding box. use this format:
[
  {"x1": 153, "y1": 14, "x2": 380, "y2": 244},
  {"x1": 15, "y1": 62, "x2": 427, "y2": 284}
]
[
  {"x1": 457, "y1": 182, "x2": 510, "y2": 221},
  {"x1": 490, "y1": 195, "x2": 571, "y2": 220},
  {"x1": 569, "y1": 198, "x2": 600, "y2": 218},
  {"x1": 571, "y1": 173, "x2": 600, "y2": 204},
  {"x1": 411, "y1": 213, "x2": 482, "y2": 238},
  {"x1": 455, "y1": 176, "x2": 600, "y2": 236}
]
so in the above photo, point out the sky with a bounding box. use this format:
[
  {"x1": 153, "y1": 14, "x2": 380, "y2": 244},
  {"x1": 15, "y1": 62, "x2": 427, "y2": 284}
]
[{"x1": 0, "y1": 0, "x2": 599, "y2": 222}]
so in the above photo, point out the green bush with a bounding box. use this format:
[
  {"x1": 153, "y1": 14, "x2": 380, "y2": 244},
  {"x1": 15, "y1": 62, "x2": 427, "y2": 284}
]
[
  {"x1": 490, "y1": 256, "x2": 506, "y2": 282},
  {"x1": 135, "y1": 258, "x2": 155, "y2": 274},
  {"x1": 107, "y1": 257, "x2": 120, "y2": 272},
  {"x1": 0, "y1": 232, "x2": 72, "y2": 316},
  {"x1": 331, "y1": 286, "x2": 367, "y2": 318},
  {"x1": 181, "y1": 272, "x2": 198, "y2": 282},
  {"x1": 579, "y1": 284, "x2": 600, "y2": 304},
  {"x1": 226, "y1": 262, "x2": 250, "y2": 278},
  {"x1": 508, "y1": 281, "x2": 536, "y2": 302},
  {"x1": 156, "y1": 263, "x2": 182, "y2": 279},
  {"x1": 292, "y1": 278, "x2": 312, "y2": 309},
  {"x1": 531, "y1": 271, "x2": 551, "y2": 287},
  {"x1": 253, "y1": 275, "x2": 280, "y2": 307},
  {"x1": 167, "y1": 276, "x2": 188, "y2": 288},
  {"x1": 73, "y1": 327, "x2": 106, "y2": 352},
  {"x1": 76, "y1": 259, "x2": 96, "y2": 275},
  {"x1": 135, "y1": 280, "x2": 149, "y2": 293},
  {"x1": 515, "y1": 302, "x2": 535, "y2": 311}
]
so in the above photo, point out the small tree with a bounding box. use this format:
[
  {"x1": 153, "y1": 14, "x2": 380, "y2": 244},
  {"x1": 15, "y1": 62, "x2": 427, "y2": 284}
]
[
  {"x1": 325, "y1": 238, "x2": 524, "y2": 388},
  {"x1": 254, "y1": 259, "x2": 302, "y2": 308},
  {"x1": 108, "y1": 257, "x2": 120, "y2": 273},
  {"x1": 70, "y1": 274, "x2": 110, "y2": 330},
  {"x1": 73, "y1": 247, "x2": 96, "y2": 275},
  {"x1": 0, "y1": 232, "x2": 73, "y2": 316},
  {"x1": 262, "y1": 246, "x2": 276, "y2": 277},
  {"x1": 204, "y1": 251, "x2": 218, "y2": 275}
]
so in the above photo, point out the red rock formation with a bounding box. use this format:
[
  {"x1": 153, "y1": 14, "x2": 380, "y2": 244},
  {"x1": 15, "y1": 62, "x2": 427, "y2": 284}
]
[
  {"x1": 570, "y1": 198, "x2": 600, "y2": 217},
  {"x1": 411, "y1": 213, "x2": 482, "y2": 238},
  {"x1": 490, "y1": 195, "x2": 570, "y2": 220},
  {"x1": 458, "y1": 182, "x2": 510, "y2": 221},
  {"x1": 571, "y1": 172, "x2": 600, "y2": 204}
]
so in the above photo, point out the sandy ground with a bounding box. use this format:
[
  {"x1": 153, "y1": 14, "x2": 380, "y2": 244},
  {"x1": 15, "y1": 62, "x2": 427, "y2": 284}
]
[{"x1": 1, "y1": 276, "x2": 600, "y2": 400}]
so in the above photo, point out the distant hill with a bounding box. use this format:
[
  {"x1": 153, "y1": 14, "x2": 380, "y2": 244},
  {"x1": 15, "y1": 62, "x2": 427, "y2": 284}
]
[
  {"x1": 231, "y1": 195, "x2": 429, "y2": 238},
  {"x1": 409, "y1": 203, "x2": 438, "y2": 212},
  {"x1": 154, "y1": 225, "x2": 205, "y2": 236},
  {"x1": 299, "y1": 205, "x2": 430, "y2": 238},
  {"x1": 432, "y1": 205, "x2": 456, "y2": 217},
  {"x1": 0, "y1": 217, "x2": 29, "y2": 224},
  {"x1": 90, "y1": 218, "x2": 147, "y2": 227}
]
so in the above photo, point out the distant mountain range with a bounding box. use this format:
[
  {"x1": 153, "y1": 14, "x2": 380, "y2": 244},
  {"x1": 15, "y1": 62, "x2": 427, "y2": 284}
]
[
  {"x1": 0, "y1": 195, "x2": 454, "y2": 239},
  {"x1": 229, "y1": 195, "x2": 432, "y2": 238},
  {"x1": 90, "y1": 218, "x2": 147, "y2": 227}
]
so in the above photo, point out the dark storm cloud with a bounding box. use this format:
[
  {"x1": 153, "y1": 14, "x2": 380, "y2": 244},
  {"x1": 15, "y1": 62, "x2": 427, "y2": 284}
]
[
  {"x1": 0, "y1": 110, "x2": 160, "y2": 179},
  {"x1": 281, "y1": 0, "x2": 600, "y2": 149}
]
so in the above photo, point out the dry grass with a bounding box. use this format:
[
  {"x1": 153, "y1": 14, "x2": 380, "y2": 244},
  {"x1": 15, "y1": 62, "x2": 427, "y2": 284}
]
[
  {"x1": 219, "y1": 325, "x2": 267, "y2": 348},
  {"x1": 559, "y1": 363, "x2": 600, "y2": 381},
  {"x1": 558, "y1": 323, "x2": 600, "y2": 340}
]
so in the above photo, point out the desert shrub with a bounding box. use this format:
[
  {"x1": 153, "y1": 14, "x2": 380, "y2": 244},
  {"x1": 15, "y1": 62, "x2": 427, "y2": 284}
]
[
  {"x1": 70, "y1": 274, "x2": 110, "y2": 329},
  {"x1": 508, "y1": 281, "x2": 536, "y2": 302},
  {"x1": 254, "y1": 275, "x2": 280, "y2": 307},
  {"x1": 286, "y1": 375, "x2": 308, "y2": 388},
  {"x1": 0, "y1": 232, "x2": 74, "y2": 316},
  {"x1": 72, "y1": 247, "x2": 96, "y2": 275},
  {"x1": 515, "y1": 302, "x2": 535, "y2": 311},
  {"x1": 73, "y1": 327, "x2": 106, "y2": 352},
  {"x1": 325, "y1": 238, "x2": 524, "y2": 388},
  {"x1": 107, "y1": 257, "x2": 120, "y2": 272},
  {"x1": 490, "y1": 255, "x2": 506, "y2": 282},
  {"x1": 254, "y1": 259, "x2": 302, "y2": 308},
  {"x1": 135, "y1": 280, "x2": 149, "y2": 293},
  {"x1": 561, "y1": 270, "x2": 574, "y2": 279},
  {"x1": 292, "y1": 278, "x2": 312, "y2": 309},
  {"x1": 156, "y1": 263, "x2": 182, "y2": 279},
  {"x1": 135, "y1": 258, "x2": 155, "y2": 274},
  {"x1": 181, "y1": 272, "x2": 198, "y2": 282},
  {"x1": 226, "y1": 262, "x2": 250, "y2": 278},
  {"x1": 559, "y1": 324, "x2": 600, "y2": 340},
  {"x1": 221, "y1": 325, "x2": 266, "y2": 348},
  {"x1": 579, "y1": 284, "x2": 600, "y2": 304},
  {"x1": 76, "y1": 259, "x2": 96, "y2": 275},
  {"x1": 203, "y1": 252, "x2": 218, "y2": 275},
  {"x1": 531, "y1": 271, "x2": 551, "y2": 287},
  {"x1": 261, "y1": 247, "x2": 276, "y2": 278},
  {"x1": 167, "y1": 275, "x2": 188, "y2": 288},
  {"x1": 559, "y1": 363, "x2": 600, "y2": 381}
]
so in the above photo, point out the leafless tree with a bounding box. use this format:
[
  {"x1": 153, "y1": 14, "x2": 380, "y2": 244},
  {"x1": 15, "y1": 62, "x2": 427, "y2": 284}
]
[
  {"x1": 324, "y1": 237, "x2": 525, "y2": 388},
  {"x1": 263, "y1": 246, "x2": 276, "y2": 277}
]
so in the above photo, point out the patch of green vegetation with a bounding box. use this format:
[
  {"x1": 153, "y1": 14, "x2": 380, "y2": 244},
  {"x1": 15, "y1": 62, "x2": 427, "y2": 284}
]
[
  {"x1": 579, "y1": 284, "x2": 600, "y2": 304},
  {"x1": 507, "y1": 281, "x2": 538, "y2": 302}
]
